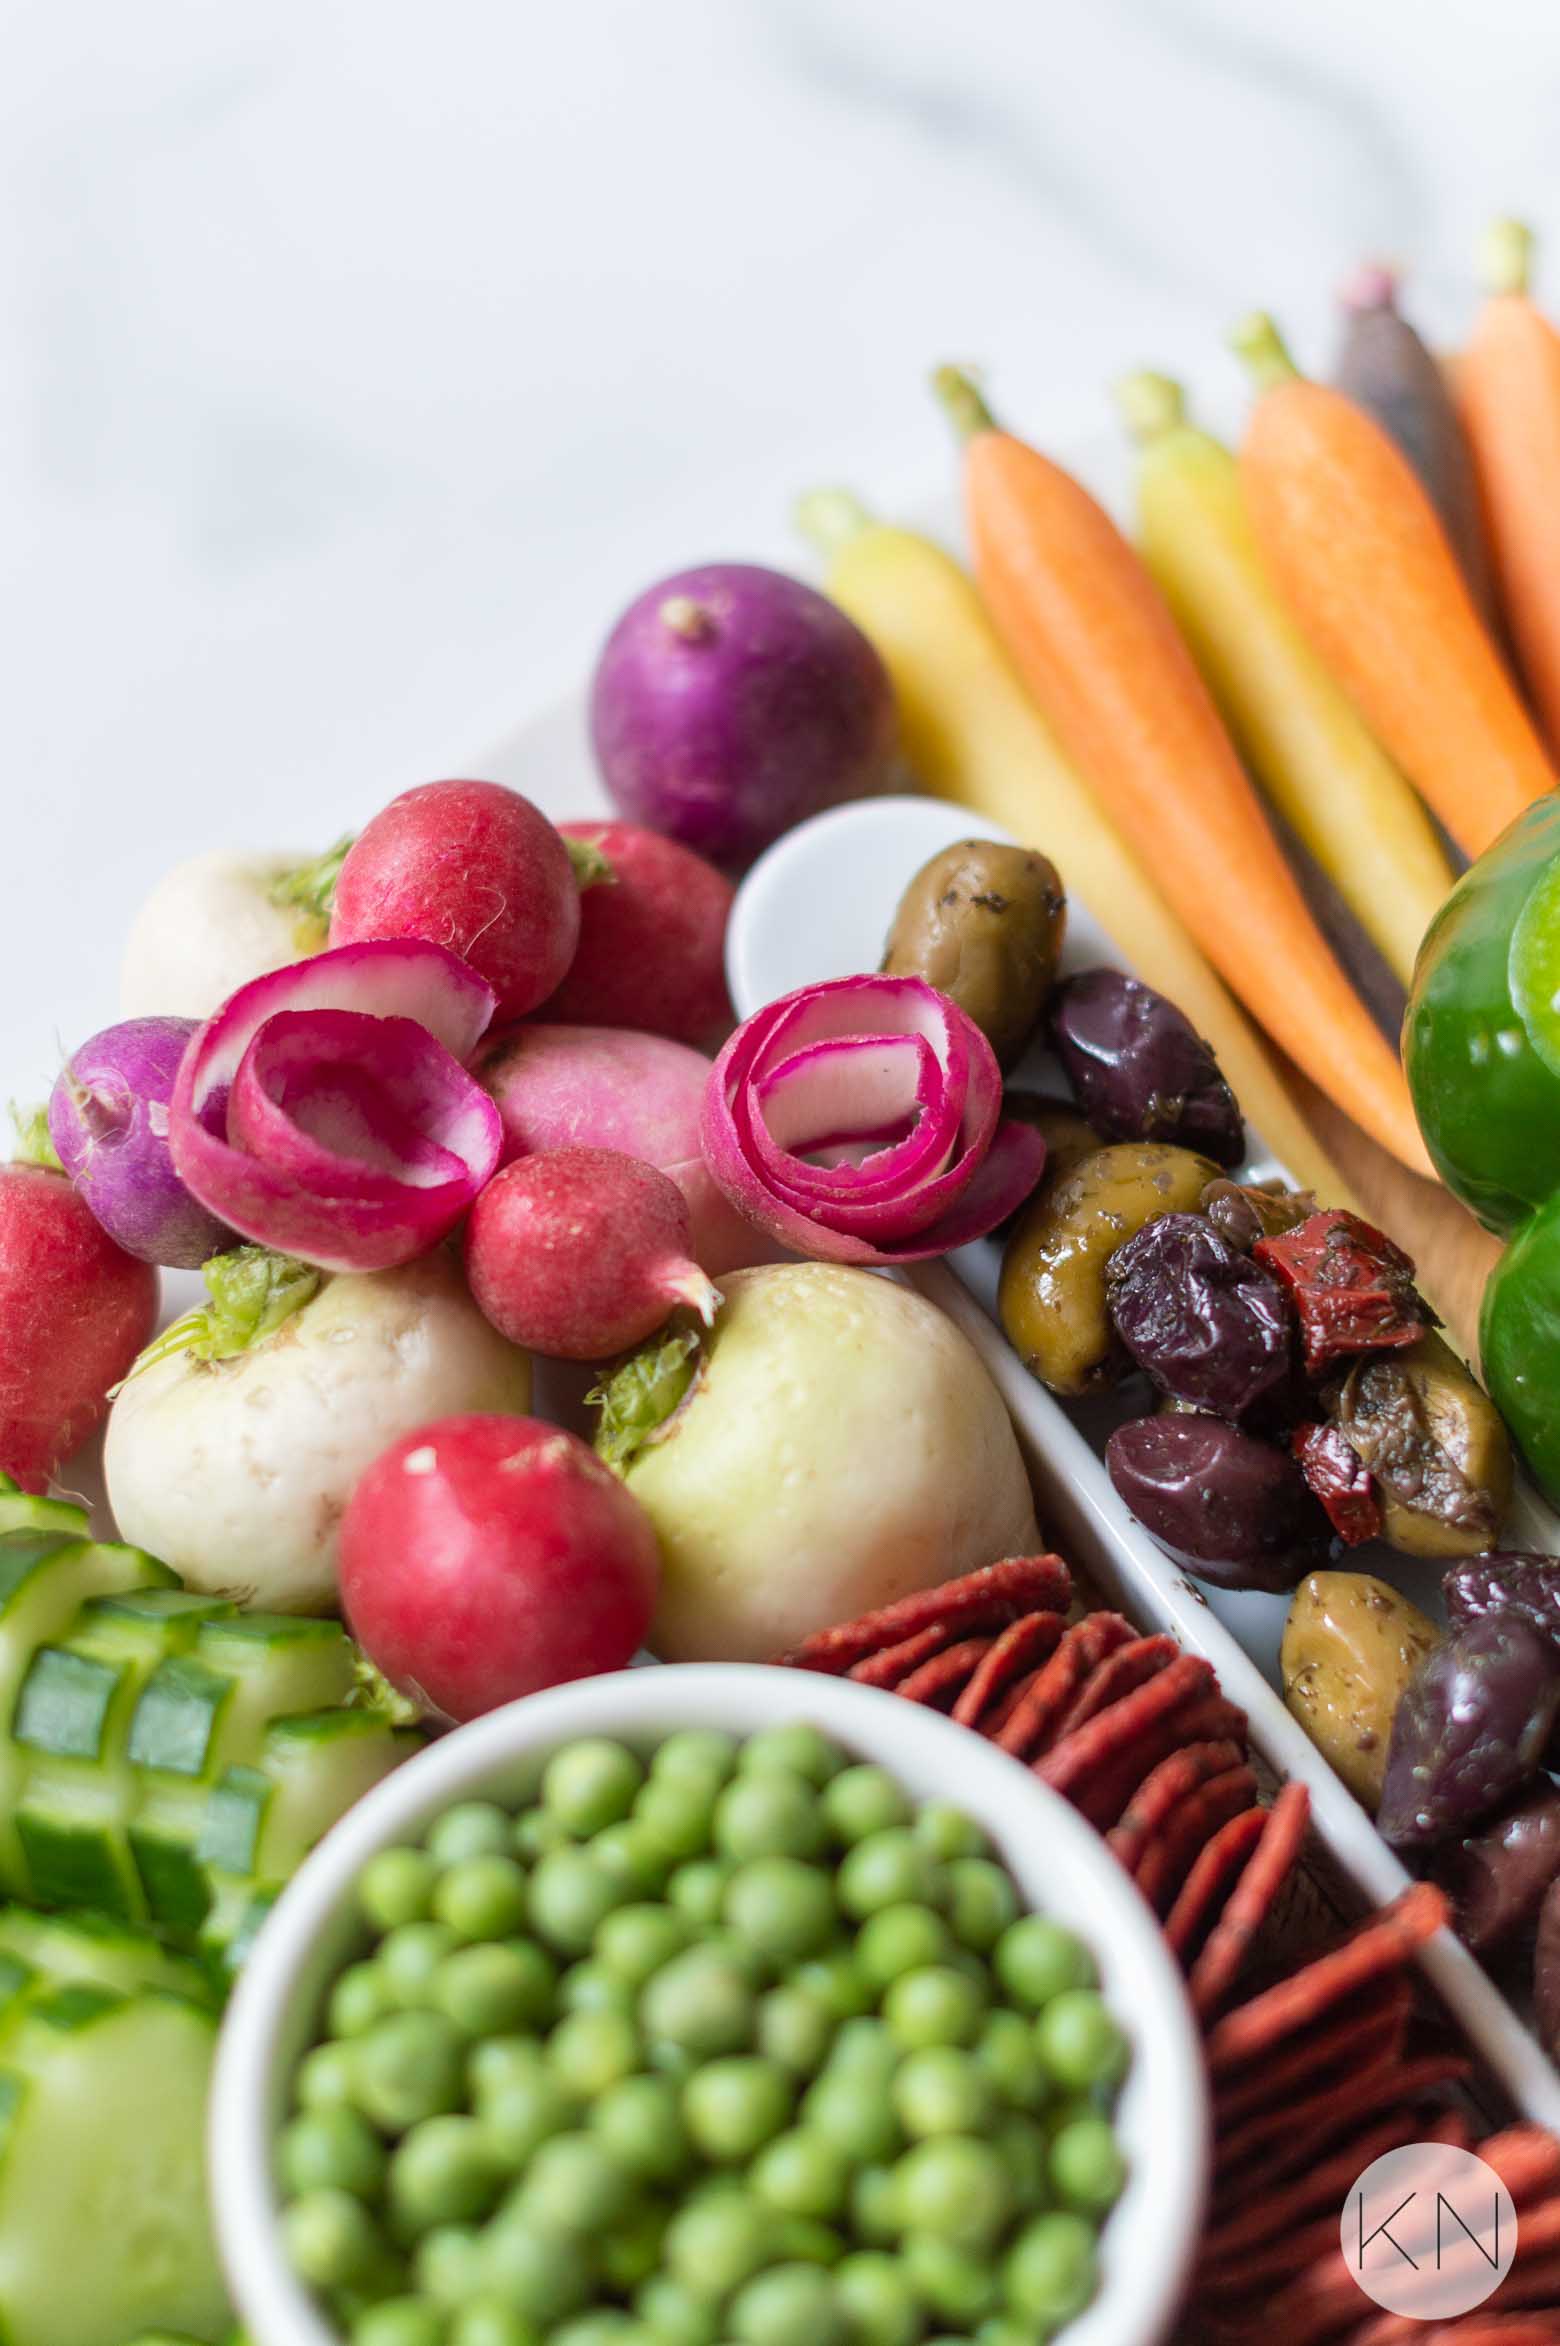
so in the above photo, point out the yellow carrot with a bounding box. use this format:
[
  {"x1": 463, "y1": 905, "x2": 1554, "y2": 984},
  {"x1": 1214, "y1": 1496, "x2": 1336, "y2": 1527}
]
[
  {"x1": 797, "y1": 487, "x2": 1354, "y2": 1203},
  {"x1": 1118, "y1": 371, "x2": 1456, "y2": 990}
]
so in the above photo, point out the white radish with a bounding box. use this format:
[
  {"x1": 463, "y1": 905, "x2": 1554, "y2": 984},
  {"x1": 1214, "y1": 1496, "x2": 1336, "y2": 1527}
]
[{"x1": 119, "y1": 847, "x2": 341, "y2": 1022}]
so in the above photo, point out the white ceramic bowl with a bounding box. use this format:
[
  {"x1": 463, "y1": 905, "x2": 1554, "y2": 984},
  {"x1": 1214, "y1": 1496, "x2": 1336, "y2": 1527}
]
[{"x1": 212, "y1": 1665, "x2": 1208, "y2": 2346}]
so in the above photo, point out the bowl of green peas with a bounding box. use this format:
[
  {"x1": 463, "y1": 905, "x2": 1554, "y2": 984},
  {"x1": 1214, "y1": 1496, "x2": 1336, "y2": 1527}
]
[{"x1": 212, "y1": 1664, "x2": 1208, "y2": 2346}]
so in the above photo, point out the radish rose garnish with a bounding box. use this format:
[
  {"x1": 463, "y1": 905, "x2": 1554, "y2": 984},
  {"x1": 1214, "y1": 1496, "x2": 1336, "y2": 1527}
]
[
  {"x1": 701, "y1": 974, "x2": 1047, "y2": 1264},
  {"x1": 169, "y1": 939, "x2": 503, "y2": 1272}
]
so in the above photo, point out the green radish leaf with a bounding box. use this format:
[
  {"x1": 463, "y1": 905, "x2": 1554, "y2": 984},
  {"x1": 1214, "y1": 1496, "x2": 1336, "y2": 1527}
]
[
  {"x1": 349, "y1": 1654, "x2": 425, "y2": 1726},
  {"x1": 123, "y1": 1246, "x2": 321, "y2": 1384},
  {"x1": 7, "y1": 1104, "x2": 62, "y2": 1173},
  {"x1": 565, "y1": 834, "x2": 617, "y2": 893},
  {"x1": 268, "y1": 835, "x2": 354, "y2": 930},
  {"x1": 590, "y1": 1323, "x2": 705, "y2": 1472}
]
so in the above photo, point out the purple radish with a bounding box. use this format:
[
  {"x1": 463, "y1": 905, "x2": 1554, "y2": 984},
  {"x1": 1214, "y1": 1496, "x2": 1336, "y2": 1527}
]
[
  {"x1": 590, "y1": 561, "x2": 897, "y2": 866},
  {"x1": 477, "y1": 1023, "x2": 710, "y2": 1170},
  {"x1": 464, "y1": 1147, "x2": 719, "y2": 1360},
  {"x1": 48, "y1": 1018, "x2": 231, "y2": 1268}
]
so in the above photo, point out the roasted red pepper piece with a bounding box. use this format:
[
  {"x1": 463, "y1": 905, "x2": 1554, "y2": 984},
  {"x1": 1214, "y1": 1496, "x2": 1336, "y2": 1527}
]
[
  {"x1": 1253, "y1": 1209, "x2": 1430, "y2": 1374},
  {"x1": 1293, "y1": 1420, "x2": 1383, "y2": 1545}
]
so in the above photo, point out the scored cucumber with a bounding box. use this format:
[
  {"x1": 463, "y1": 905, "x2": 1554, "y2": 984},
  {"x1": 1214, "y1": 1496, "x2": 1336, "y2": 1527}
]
[{"x1": 0, "y1": 1907, "x2": 216, "y2": 2010}]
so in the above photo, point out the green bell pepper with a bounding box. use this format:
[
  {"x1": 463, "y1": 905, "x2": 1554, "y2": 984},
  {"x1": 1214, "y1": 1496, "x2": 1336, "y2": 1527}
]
[{"x1": 1405, "y1": 794, "x2": 1560, "y2": 1498}]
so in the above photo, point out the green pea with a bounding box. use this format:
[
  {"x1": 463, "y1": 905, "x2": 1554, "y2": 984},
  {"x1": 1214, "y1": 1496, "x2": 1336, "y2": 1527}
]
[
  {"x1": 665, "y1": 2188, "x2": 773, "y2": 2300},
  {"x1": 596, "y1": 1900, "x2": 692, "y2": 1985},
  {"x1": 529, "y1": 1848, "x2": 628, "y2": 1954},
  {"x1": 279, "y1": 2106, "x2": 389, "y2": 2201},
  {"x1": 427, "y1": 1803, "x2": 513, "y2": 1867},
  {"x1": 521, "y1": 2131, "x2": 634, "y2": 2231},
  {"x1": 883, "y1": 1965, "x2": 986, "y2": 2050},
  {"x1": 848, "y1": 2165, "x2": 903, "y2": 2247},
  {"x1": 729, "y1": 2263, "x2": 847, "y2": 2346},
  {"x1": 448, "y1": 2304, "x2": 538, "y2": 2346},
  {"x1": 912, "y1": 1804, "x2": 990, "y2": 1862},
  {"x1": 993, "y1": 1917, "x2": 1095, "y2": 2011},
  {"x1": 431, "y1": 1855, "x2": 529, "y2": 1943},
  {"x1": 714, "y1": 1772, "x2": 827, "y2": 1863},
  {"x1": 296, "y1": 2039, "x2": 358, "y2": 2111},
  {"x1": 894, "y1": 2138, "x2": 1013, "y2": 2250},
  {"x1": 821, "y1": 1765, "x2": 912, "y2": 1846},
  {"x1": 431, "y1": 1942, "x2": 554, "y2": 2037},
  {"x1": 723, "y1": 1856, "x2": 836, "y2": 1961},
  {"x1": 635, "y1": 1776, "x2": 720, "y2": 1863},
  {"x1": 823, "y1": 2015, "x2": 896, "y2": 2077},
  {"x1": 855, "y1": 1903, "x2": 950, "y2": 1988},
  {"x1": 540, "y1": 1736, "x2": 644, "y2": 1832},
  {"x1": 653, "y1": 1729, "x2": 739, "y2": 1784},
  {"x1": 513, "y1": 1807, "x2": 570, "y2": 1862},
  {"x1": 548, "y1": 2006, "x2": 641, "y2": 2097},
  {"x1": 592, "y1": 2071, "x2": 692, "y2": 2182},
  {"x1": 903, "y1": 2234, "x2": 999, "y2": 2326},
  {"x1": 893, "y1": 2046, "x2": 994, "y2": 2138},
  {"x1": 837, "y1": 1830, "x2": 940, "y2": 1919},
  {"x1": 1034, "y1": 1989, "x2": 1129, "y2": 2092},
  {"x1": 1003, "y1": 2211, "x2": 1098, "y2": 2325},
  {"x1": 799, "y1": 2072, "x2": 903, "y2": 2166},
  {"x1": 414, "y1": 2225, "x2": 485, "y2": 2310},
  {"x1": 551, "y1": 2318, "x2": 644, "y2": 2346},
  {"x1": 943, "y1": 1859, "x2": 1018, "y2": 1952},
  {"x1": 775, "y1": 2216, "x2": 846, "y2": 2267},
  {"x1": 682, "y1": 2055, "x2": 793, "y2": 2162},
  {"x1": 973, "y1": 2009, "x2": 1049, "y2": 2114},
  {"x1": 793, "y1": 1950, "x2": 873, "y2": 2020},
  {"x1": 738, "y1": 1724, "x2": 845, "y2": 1787},
  {"x1": 359, "y1": 1847, "x2": 439, "y2": 1933},
  {"x1": 480, "y1": 2220, "x2": 593, "y2": 2324},
  {"x1": 467, "y1": 2032, "x2": 546, "y2": 2103},
  {"x1": 974, "y1": 2322, "x2": 1030, "y2": 2346},
  {"x1": 834, "y1": 2253, "x2": 922, "y2": 2346},
  {"x1": 667, "y1": 1859, "x2": 732, "y2": 1929},
  {"x1": 756, "y1": 1983, "x2": 835, "y2": 2075},
  {"x1": 641, "y1": 1947, "x2": 755, "y2": 2057},
  {"x1": 353, "y1": 2011, "x2": 466, "y2": 2133},
  {"x1": 751, "y1": 2128, "x2": 850, "y2": 2219},
  {"x1": 599, "y1": 2196, "x2": 672, "y2": 2292},
  {"x1": 994, "y1": 2113, "x2": 1050, "y2": 2214},
  {"x1": 284, "y1": 2188, "x2": 388, "y2": 2289},
  {"x1": 388, "y1": 2116, "x2": 503, "y2": 2234},
  {"x1": 594, "y1": 1821, "x2": 674, "y2": 1893},
  {"x1": 634, "y1": 2273, "x2": 718, "y2": 2346},
  {"x1": 557, "y1": 1959, "x2": 636, "y2": 2019},
  {"x1": 474, "y1": 2064, "x2": 575, "y2": 2166},
  {"x1": 330, "y1": 1961, "x2": 394, "y2": 2039},
  {"x1": 380, "y1": 1923, "x2": 461, "y2": 2006},
  {"x1": 1048, "y1": 2111, "x2": 1127, "y2": 2212},
  {"x1": 352, "y1": 2299, "x2": 447, "y2": 2346}
]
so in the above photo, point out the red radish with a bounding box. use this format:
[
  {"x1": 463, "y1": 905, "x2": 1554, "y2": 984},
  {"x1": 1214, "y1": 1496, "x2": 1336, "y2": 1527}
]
[
  {"x1": 548, "y1": 821, "x2": 735, "y2": 1048},
  {"x1": 339, "y1": 1414, "x2": 660, "y2": 1722},
  {"x1": 0, "y1": 1152, "x2": 158, "y2": 1491},
  {"x1": 477, "y1": 1023, "x2": 709, "y2": 1169},
  {"x1": 465, "y1": 1148, "x2": 719, "y2": 1359},
  {"x1": 330, "y1": 779, "x2": 579, "y2": 1022}
]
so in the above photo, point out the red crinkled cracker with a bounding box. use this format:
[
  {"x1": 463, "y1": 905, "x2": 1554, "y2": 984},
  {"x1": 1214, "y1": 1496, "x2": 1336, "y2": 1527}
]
[
  {"x1": 950, "y1": 1611, "x2": 1065, "y2": 1727},
  {"x1": 781, "y1": 1553, "x2": 1072, "y2": 1673},
  {"x1": 992, "y1": 1611, "x2": 1138, "y2": 1759},
  {"x1": 1294, "y1": 1418, "x2": 1383, "y2": 1546},
  {"x1": 1213, "y1": 2050, "x2": 1469, "y2": 2200},
  {"x1": 1205, "y1": 1882, "x2": 1449, "y2": 2079},
  {"x1": 1210, "y1": 1972, "x2": 1412, "y2": 2129},
  {"x1": 1048, "y1": 1632, "x2": 1180, "y2": 1746},
  {"x1": 847, "y1": 1623, "x2": 953, "y2": 1689},
  {"x1": 1107, "y1": 1738, "x2": 1248, "y2": 1874},
  {"x1": 1253, "y1": 1207, "x2": 1431, "y2": 1374},
  {"x1": 894, "y1": 1635, "x2": 996, "y2": 1709},
  {"x1": 1190, "y1": 1780, "x2": 1311, "y2": 2018},
  {"x1": 1134, "y1": 1769, "x2": 1259, "y2": 1915},
  {"x1": 1070, "y1": 1694, "x2": 1249, "y2": 1833},
  {"x1": 1162, "y1": 1804, "x2": 1268, "y2": 1957},
  {"x1": 1199, "y1": 2093, "x2": 1422, "y2": 2265},
  {"x1": 1037, "y1": 1651, "x2": 1216, "y2": 1801}
]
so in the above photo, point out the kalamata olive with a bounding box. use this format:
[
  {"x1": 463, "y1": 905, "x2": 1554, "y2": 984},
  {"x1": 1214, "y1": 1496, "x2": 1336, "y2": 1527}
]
[
  {"x1": 1433, "y1": 1784, "x2": 1560, "y2": 1954},
  {"x1": 1535, "y1": 1876, "x2": 1560, "y2": 2061},
  {"x1": 1104, "y1": 1213, "x2": 1295, "y2": 1422},
  {"x1": 1377, "y1": 1615, "x2": 1560, "y2": 1848},
  {"x1": 1333, "y1": 1334, "x2": 1513, "y2": 1561},
  {"x1": 1105, "y1": 1414, "x2": 1327, "y2": 1592},
  {"x1": 998, "y1": 1143, "x2": 1219, "y2": 1397},
  {"x1": 1200, "y1": 1178, "x2": 1318, "y2": 1253},
  {"x1": 1280, "y1": 1571, "x2": 1441, "y2": 1813},
  {"x1": 1050, "y1": 969, "x2": 1245, "y2": 1167},
  {"x1": 1445, "y1": 1552, "x2": 1560, "y2": 1644},
  {"x1": 883, "y1": 841, "x2": 1066, "y2": 1070}
]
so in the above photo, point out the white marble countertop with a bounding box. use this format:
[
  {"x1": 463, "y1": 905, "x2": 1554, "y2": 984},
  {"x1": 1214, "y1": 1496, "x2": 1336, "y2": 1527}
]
[{"x1": 6, "y1": 0, "x2": 1560, "y2": 1097}]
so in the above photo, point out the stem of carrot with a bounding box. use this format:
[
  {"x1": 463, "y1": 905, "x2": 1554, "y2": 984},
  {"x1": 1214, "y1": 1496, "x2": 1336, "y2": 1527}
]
[
  {"x1": 931, "y1": 365, "x2": 998, "y2": 442},
  {"x1": 1481, "y1": 218, "x2": 1534, "y2": 298},
  {"x1": 794, "y1": 489, "x2": 876, "y2": 557},
  {"x1": 1116, "y1": 371, "x2": 1186, "y2": 444},
  {"x1": 1229, "y1": 311, "x2": 1302, "y2": 392}
]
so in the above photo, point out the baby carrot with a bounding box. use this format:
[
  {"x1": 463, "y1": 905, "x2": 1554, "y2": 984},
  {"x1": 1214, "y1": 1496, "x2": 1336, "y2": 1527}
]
[
  {"x1": 1458, "y1": 221, "x2": 1560, "y2": 761},
  {"x1": 932, "y1": 367, "x2": 1432, "y2": 1177},
  {"x1": 1234, "y1": 311, "x2": 1556, "y2": 858}
]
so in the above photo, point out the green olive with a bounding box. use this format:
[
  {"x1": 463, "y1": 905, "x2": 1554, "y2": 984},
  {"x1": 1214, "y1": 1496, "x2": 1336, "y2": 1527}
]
[
  {"x1": 882, "y1": 841, "x2": 1065, "y2": 1070},
  {"x1": 1335, "y1": 1334, "x2": 1514, "y2": 1561},
  {"x1": 1280, "y1": 1571, "x2": 1440, "y2": 1811},
  {"x1": 997, "y1": 1143, "x2": 1219, "y2": 1397}
]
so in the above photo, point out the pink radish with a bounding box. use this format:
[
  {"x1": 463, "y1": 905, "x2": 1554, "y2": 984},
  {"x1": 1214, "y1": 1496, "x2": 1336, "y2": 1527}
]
[
  {"x1": 0, "y1": 1144, "x2": 159, "y2": 1492},
  {"x1": 330, "y1": 779, "x2": 579, "y2": 1022},
  {"x1": 548, "y1": 820, "x2": 735, "y2": 1048},
  {"x1": 477, "y1": 1023, "x2": 709, "y2": 1168},
  {"x1": 464, "y1": 1147, "x2": 718, "y2": 1359},
  {"x1": 339, "y1": 1414, "x2": 660, "y2": 1721}
]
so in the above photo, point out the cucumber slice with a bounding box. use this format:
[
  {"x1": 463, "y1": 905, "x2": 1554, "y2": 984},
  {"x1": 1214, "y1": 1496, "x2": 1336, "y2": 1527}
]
[
  {"x1": 0, "y1": 1984, "x2": 226, "y2": 2345},
  {"x1": 0, "y1": 1484, "x2": 89, "y2": 1542},
  {"x1": 220, "y1": 1710, "x2": 419, "y2": 1883},
  {"x1": 0, "y1": 1909, "x2": 215, "y2": 2009}
]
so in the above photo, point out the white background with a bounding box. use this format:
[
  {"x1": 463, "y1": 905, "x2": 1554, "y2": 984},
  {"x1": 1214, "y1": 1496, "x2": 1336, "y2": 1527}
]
[{"x1": 6, "y1": 0, "x2": 1560, "y2": 1098}]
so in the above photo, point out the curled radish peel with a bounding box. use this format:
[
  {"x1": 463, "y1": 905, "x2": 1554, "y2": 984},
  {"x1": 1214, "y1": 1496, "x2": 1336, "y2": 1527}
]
[
  {"x1": 170, "y1": 939, "x2": 503, "y2": 1272},
  {"x1": 701, "y1": 974, "x2": 1047, "y2": 1264}
]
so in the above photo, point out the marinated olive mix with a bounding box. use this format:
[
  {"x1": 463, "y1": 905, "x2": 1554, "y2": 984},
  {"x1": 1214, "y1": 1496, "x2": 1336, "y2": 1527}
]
[
  {"x1": 280, "y1": 1728, "x2": 1130, "y2": 2342},
  {"x1": 883, "y1": 841, "x2": 1066, "y2": 1070}
]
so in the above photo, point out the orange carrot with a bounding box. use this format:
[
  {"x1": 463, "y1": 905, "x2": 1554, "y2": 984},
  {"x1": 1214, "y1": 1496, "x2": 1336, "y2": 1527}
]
[
  {"x1": 1459, "y1": 221, "x2": 1560, "y2": 761},
  {"x1": 1232, "y1": 311, "x2": 1556, "y2": 859},
  {"x1": 932, "y1": 367, "x2": 1432, "y2": 1176}
]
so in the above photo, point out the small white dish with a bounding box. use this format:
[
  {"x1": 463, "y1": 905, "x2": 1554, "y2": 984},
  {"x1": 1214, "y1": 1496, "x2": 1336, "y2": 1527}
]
[{"x1": 212, "y1": 1664, "x2": 1207, "y2": 2346}]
